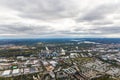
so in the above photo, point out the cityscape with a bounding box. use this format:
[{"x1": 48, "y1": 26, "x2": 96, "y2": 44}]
[
  {"x1": 0, "y1": 0, "x2": 120, "y2": 80},
  {"x1": 0, "y1": 38, "x2": 120, "y2": 80}
]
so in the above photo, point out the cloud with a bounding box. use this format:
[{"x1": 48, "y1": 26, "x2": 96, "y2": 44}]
[
  {"x1": 0, "y1": 23, "x2": 55, "y2": 37},
  {"x1": 0, "y1": 0, "x2": 80, "y2": 20},
  {"x1": 76, "y1": 3, "x2": 120, "y2": 22},
  {"x1": 90, "y1": 26, "x2": 120, "y2": 34},
  {"x1": 0, "y1": 0, "x2": 120, "y2": 38},
  {"x1": 91, "y1": 21, "x2": 113, "y2": 25}
]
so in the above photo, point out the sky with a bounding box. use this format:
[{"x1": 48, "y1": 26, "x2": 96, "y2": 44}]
[{"x1": 0, "y1": 0, "x2": 120, "y2": 38}]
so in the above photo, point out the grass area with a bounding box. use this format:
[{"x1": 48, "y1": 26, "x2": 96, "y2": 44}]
[{"x1": 0, "y1": 73, "x2": 38, "y2": 80}]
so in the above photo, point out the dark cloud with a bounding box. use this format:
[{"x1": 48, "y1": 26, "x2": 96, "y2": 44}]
[
  {"x1": 76, "y1": 3, "x2": 120, "y2": 22},
  {"x1": 91, "y1": 21, "x2": 113, "y2": 25},
  {"x1": 0, "y1": 23, "x2": 54, "y2": 36},
  {"x1": 90, "y1": 26, "x2": 120, "y2": 34},
  {"x1": 0, "y1": 0, "x2": 79, "y2": 20},
  {"x1": 73, "y1": 25, "x2": 120, "y2": 36},
  {"x1": 56, "y1": 30, "x2": 99, "y2": 35},
  {"x1": 0, "y1": 24, "x2": 33, "y2": 33}
]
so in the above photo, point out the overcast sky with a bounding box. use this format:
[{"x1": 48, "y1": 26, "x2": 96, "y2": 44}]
[{"x1": 0, "y1": 0, "x2": 120, "y2": 38}]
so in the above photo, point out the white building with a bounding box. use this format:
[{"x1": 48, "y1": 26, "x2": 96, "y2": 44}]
[
  {"x1": 60, "y1": 48, "x2": 66, "y2": 55},
  {"x1": 2, "y1": 70, "x2": 11, "y2": 76},
  {"x1": 12, "y1": 69, "x2": 20, "y2": 75}
]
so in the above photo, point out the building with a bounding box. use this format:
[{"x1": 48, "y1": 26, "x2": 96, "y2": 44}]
[{"x1": 60, "y1": 48, "x2": 66, "y2": 56}]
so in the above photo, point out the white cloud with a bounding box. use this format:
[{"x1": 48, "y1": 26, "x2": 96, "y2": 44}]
[{"x1": 0, "y1": 0, "x2": 120, "y2": 38}]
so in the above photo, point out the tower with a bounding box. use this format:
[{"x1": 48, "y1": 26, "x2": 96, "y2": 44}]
[
  {"x1": 60, "y1": 48, "x2": 66, "y2": 55},
  {"x1": 46, "y1": 47, "x2": 50, "y2": 54}
]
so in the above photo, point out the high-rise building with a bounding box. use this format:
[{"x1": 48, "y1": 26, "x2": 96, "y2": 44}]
[{"x1": 60, "y1": 48, "x2": 66, "y2": 55}]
